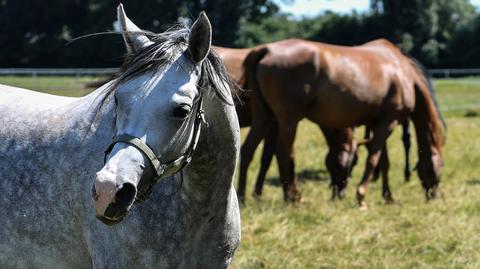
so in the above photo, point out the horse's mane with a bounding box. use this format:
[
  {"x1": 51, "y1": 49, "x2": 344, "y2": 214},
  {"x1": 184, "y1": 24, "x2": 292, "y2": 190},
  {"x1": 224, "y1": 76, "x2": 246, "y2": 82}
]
[
  {"x1": 80, "y1": 26, "x2": 235, "y2": 139},
  {"x1": 94, "y1": 26, "x2": 235, "y2": 113},
  {"x1": 404, "y1": 53, "x2": 447, "y2": 148},
  {"x1": 404, "y1": 54, "x2": 446, "y2": 130}
]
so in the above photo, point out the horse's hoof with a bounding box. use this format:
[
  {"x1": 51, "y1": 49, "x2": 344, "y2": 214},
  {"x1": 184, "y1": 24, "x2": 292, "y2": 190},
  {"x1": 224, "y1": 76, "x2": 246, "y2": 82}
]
[
  {"x1": 283, "y1": 184, "x2": 302, "y2": 203},
  {"x1": 338, "y1": 189, "x2": 347, "y2": 199},
  {"x1": 382, "y1": 191, "x2": 394, "y2": 204},
  {"x1": 285, "y1": 190, "x2": 302, "y2": 203},
  {"x1": 384, "y1": 196, "x2": 395, "y2": 204},
  {"x1": 356, "y1": 187, "x2": 365, "y2": 200},
  {"x1": 356, "y1": 187, "x2": 368, "y2": 209},
  {"x1": 252, "y1": 192, "x2": 262, "y2": 201},
  {"x1": 425, "y1": 187, "x2": 440, "y2": 201},
  {"x1": 286, "y1": 194, "x2": 301, "y2": 203},
  {"x1": 330, "y1": 188, "x2": 338, "y2": 201}
]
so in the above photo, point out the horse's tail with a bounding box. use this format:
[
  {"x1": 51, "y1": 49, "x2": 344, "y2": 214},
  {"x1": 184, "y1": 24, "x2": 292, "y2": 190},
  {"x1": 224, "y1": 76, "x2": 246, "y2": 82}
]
[
  {"x1": 408, "y1": 56, "x2": 446, "y2": 151},
  {"x1": 240, "y1": 45, "x2": 269, "y2": 91}
]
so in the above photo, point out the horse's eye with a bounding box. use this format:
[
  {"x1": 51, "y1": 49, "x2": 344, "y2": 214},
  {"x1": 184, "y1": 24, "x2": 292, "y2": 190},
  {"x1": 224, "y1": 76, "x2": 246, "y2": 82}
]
[{"x1": 172, "y1": 104, "x2": 191, "y2": 119}]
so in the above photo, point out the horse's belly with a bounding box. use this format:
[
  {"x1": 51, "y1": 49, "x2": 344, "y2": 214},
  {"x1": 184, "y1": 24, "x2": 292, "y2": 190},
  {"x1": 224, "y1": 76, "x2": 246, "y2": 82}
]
[{"x1": 307, "y1": 97, "x2": 378, "y2": 128}]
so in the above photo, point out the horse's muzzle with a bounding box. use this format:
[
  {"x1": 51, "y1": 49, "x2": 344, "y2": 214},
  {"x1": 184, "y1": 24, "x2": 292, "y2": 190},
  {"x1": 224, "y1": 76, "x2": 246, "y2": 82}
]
[{"x1": 93, "y1": 177, "x2": 137, "y2": 225}]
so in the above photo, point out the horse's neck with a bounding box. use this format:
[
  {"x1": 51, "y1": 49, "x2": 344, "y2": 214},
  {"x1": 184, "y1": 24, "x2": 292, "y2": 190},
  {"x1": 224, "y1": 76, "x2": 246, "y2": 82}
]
[
  {"x1": 0, "y1": 84, "x2": 115, "y2": 166},
  {"x1": 182, "y1": 94, "x2": 240, "y2": 206}
]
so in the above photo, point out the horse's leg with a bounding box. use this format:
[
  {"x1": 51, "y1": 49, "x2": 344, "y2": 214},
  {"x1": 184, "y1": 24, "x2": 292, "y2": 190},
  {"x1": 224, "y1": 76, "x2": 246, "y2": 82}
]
[
  {"x1": 380, "y1": 143, "x2": 394, "y2": 203},
  {"x1": 363, "y1": 126, "x2": 381, "y2": 182},
  {"x1": 321, "y1": 127, "x2": 349, "y2": 200},
  {"x1": 275, "y1": 121, "x2": 301, "y2": 202},
  {"x1": 238, "y1": 96, "x2": 274, "y2": 202},
  {"x1": 402, "y1": 119, "x2": 412, "y2": 182},
  {"x1": 356, "y1": 120, "x2": 395, "y2": 209},
  {"x1": 253, "y1": 122, "x2": 277, "y2": 198}
]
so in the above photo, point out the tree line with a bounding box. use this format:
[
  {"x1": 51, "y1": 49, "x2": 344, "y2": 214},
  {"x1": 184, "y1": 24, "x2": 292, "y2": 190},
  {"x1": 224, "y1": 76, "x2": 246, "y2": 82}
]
[{"x1": 1, "y1": 0, "x2": 479, "y2": 68}]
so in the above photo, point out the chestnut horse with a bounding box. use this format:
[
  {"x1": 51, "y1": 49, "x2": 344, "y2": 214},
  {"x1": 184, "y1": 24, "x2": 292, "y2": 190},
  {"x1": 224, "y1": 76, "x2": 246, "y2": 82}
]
[
  {"x1": 215, "y1": 46, "x2": 359, "y2": 201},
  {"x1": 241, "y1": 39, "x2": 445, "y2": 208}
]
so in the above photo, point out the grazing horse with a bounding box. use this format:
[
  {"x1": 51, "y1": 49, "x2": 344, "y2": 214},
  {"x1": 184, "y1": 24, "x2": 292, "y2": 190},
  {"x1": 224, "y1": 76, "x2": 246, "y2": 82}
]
[
  {"x1": 0, "y1": 5, "x2": 240, "y2": 268},
  {"x1": 216, "y1": 45, "x2": 412, "y2": 202},
  {"x1": 242, "y1": 39, "x2": 445, "y2": 207},
  {"x1": 215, "y1": 46, "x2": 359, "y2": 201},
  {"x1": 221, "y1": 44, "x2": 411, "y2": 203}
]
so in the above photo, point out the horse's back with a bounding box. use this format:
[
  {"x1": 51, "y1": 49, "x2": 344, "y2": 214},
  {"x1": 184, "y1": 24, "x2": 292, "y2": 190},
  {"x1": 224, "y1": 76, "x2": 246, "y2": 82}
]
[
  {"x1": 0, "y1": 84, "x2": 77, "y2": 110},
  {"x1": 252, "y1": 39, "x2": 413, "y2": 127}
]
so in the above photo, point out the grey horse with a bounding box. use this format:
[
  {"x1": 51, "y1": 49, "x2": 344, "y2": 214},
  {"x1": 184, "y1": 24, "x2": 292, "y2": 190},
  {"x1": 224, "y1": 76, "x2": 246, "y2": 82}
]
[{"x1": 0, "y1": 5, "x2": 240, "y2": 268}]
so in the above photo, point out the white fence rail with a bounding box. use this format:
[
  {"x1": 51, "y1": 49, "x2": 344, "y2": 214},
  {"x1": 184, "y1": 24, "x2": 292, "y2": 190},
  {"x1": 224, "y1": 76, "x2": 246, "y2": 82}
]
[
  {"x1": 0, "y1": 68, "x2": 118, "y2": 77},
  {"x1": 429, "y1": 68, "x2": 480, "y2": 78},
  {"x1": 1, "y1": 68, "x2": 480, "y2": 78}
]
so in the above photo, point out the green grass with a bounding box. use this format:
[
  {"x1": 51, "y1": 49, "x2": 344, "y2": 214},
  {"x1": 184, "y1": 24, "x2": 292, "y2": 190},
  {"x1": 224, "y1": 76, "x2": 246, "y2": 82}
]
[
  {"x1": 1, "y1": 76, "x2": 479, "y2": 268},
  {"x1": 435, "y1": 78, "x2": 480, "y2": 117},
  {"x1": 0, "y1": 75, "x2": 100, "y2": 97},
  {"x1": 232, "y1": 77, "x2": 480, "y2": 268}
]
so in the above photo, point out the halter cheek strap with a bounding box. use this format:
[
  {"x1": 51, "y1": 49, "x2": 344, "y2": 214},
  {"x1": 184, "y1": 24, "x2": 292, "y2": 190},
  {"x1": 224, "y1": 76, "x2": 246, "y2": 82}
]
[{"x1": 103, "y1": 96, "x2": 206, "y2": 199}]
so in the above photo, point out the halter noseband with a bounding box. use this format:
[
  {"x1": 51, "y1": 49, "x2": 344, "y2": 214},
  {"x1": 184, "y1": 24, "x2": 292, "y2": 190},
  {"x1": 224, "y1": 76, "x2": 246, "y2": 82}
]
[{"x1": 103, "y1": 96, "x2": 206, "y2": 200}]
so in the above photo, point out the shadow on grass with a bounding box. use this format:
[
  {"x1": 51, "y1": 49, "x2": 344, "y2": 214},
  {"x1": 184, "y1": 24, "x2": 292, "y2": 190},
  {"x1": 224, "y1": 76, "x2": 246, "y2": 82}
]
[
  {"x1": 464, "y1": 110, "x2": 479, "y2": 118},
  {"x1": 264, "y1": 168, "x2": 330, "y2": 187},
  {"x1": 298, "y1": 168, "x2": 330, "y2": 182},
  {"x1": 466, "y1": 179, "x2": 480, "y2": 185}
]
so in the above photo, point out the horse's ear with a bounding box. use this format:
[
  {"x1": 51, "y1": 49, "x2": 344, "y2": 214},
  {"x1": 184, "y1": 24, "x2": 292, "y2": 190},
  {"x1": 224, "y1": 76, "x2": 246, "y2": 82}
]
[
  {"x1": 117, "y1": 3, "x2": 153, "y2": 53},
  {"x1": 188, "y1": 12, "x2": 212, "y2": 64}
]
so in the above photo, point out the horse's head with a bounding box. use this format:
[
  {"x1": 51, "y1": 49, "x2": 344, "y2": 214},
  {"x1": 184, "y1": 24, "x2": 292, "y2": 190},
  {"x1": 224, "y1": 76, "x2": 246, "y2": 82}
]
[
  {"x1": 418, "y1": 147, "x2": 444, "y2": 200},
  {"x1": 327, "y1": 128, "x2": 359, "y2": 199},
  {"x1": 92, "y1": 5, "x2": 214, "y2": 225}
]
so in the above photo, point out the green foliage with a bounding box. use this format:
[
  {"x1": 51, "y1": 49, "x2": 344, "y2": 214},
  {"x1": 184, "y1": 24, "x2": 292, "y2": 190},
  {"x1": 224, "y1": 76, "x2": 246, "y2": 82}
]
[
  {"x1": 235, "y1": 14, "x2": 314, "y2": 47},
  {"x1": 371, "y1": 0, "x2": 476, "y2": 65},
  {"x1": 1, "y1": 0, "x2": 480, "y2": 68},
  {"x1": 445, "y1": 16, "x2": 480, "y2": 67},
  {"x1": 0, "y1": 0, "x2": 277, "y2": 67}
]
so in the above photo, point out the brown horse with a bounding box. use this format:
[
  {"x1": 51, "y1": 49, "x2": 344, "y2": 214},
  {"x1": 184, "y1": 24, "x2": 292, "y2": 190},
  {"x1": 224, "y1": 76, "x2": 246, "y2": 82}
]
[
  {"x1": 215, "y1": 46, "x2": 360, "y2": 201},
  {"x1": 214, "y1": 46, "x2": 278, "y2": 197},
  {"x1": 241, "y1": 39, "x2": 445, "y2": 208}
]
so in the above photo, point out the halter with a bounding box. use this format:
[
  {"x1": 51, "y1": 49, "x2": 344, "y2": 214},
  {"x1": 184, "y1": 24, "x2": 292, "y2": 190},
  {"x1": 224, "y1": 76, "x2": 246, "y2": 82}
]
[{"x1": 103, "y1": 95, "x2": 207, "y2": 201}]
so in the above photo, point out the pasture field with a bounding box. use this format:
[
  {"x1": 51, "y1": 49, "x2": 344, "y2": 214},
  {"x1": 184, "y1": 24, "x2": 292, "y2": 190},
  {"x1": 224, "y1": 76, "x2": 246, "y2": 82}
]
[{"x1": 1, "y1": 76, "x2": 479, "y2": 268}]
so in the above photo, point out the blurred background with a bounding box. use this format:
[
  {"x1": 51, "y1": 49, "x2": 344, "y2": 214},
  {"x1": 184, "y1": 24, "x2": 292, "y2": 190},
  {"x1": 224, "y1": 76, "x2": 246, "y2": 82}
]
[
  {"x1": 1, "y1": 0, "x2": 480, "y2": 69},
  {"x1": 1, "y1": 1, "x2": 480, "y2": 268}
]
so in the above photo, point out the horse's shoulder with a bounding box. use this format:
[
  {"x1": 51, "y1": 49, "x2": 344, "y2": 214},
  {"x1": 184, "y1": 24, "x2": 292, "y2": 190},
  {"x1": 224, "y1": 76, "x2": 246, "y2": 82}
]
[
  {"x1": 362, "y1": 38, "x2": 397, "y2": 49},
  {"x1": 359, "y1": 39, "x2": 404, "y2": 58}
]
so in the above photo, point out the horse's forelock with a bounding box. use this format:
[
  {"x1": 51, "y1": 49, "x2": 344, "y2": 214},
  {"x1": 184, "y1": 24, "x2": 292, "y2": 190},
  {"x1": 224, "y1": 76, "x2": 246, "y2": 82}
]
[
  {"x1": 107, "y1": 27, "x2": 233, "y2": 105},
  {"x1": 90, "y1": 27, "x2": 234, "y2": 130}
]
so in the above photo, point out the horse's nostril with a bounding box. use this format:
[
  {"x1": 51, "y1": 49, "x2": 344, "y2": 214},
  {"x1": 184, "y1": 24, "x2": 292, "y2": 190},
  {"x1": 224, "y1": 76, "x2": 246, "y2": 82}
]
[{"x1": 115, "y1": 183, "x2": 137, "y2": 206}]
